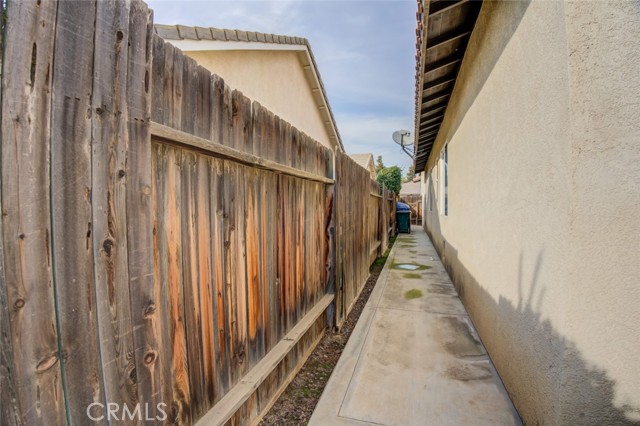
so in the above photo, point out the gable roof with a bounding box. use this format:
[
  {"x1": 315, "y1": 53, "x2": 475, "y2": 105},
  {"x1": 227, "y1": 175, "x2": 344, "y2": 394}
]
[
  {"x1": 349, "y1": 153, "x2": 375, "y2": 170},
  {"x1": 154, "y1": 24, "x2": 345, "y2": 152}
]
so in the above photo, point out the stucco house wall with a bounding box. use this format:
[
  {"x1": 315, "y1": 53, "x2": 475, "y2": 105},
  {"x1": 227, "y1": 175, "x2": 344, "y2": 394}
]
[
  {"x1": 186, "y1": 49, "x2": 333, "y2": 149},
  {"x1": 421, "y1": 1, "x2": 640, "y2": 425}
]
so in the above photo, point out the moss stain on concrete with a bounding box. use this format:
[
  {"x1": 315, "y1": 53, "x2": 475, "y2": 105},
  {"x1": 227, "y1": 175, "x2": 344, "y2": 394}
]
[
  {"x1": 404, "y1": 289, "x2": 424, "y2": 299},
  {"x1": 403, "y1": 273, "x2": 422, "y2": 279}
]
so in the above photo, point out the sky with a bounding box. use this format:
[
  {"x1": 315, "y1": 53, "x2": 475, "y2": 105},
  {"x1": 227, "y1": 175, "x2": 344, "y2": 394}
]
[{"x1": 147, "y1": 0, "x2": 418, "y2": 173}]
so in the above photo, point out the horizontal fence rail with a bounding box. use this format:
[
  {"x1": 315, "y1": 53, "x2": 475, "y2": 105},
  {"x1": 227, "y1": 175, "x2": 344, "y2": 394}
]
[{"x1": 0, "y1": 1, "x2": 397, "y2": 425}]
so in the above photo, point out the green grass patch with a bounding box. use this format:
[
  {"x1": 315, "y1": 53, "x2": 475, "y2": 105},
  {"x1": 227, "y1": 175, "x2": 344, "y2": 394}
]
[
  {"x1": 370, "y1": 235, "x2": 397, "y2": 273},
  {"x1": 404, "y1": 289, "x2": 424, "y2": 299},
  {"x1": 371, "y1": 256, "x2": 387, "y2": 270},
  {"x1": 293, "y1": 385, "x2": 323, "y2": 399}
]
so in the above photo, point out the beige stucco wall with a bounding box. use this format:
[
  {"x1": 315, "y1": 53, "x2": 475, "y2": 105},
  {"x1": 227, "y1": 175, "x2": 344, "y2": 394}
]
[
  {"x1": 421, "y1": 1, "x2": 640, "y2": 425},
  {"x1": 184, "y1": 49, "x2": 334, "y2": 150}
]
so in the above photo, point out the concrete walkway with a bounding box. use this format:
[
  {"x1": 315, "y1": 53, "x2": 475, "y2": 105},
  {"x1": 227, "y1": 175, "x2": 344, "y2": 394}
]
[{"x1": 309, "y1": 226, "x2": 521, "y2": 426}]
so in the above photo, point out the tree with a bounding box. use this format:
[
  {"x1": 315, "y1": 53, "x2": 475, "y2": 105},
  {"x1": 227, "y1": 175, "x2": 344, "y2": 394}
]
[
  {"x1": 375, "y1": 155, "x2": 385, "y2": 174},
  {"x1": 403, "y1": 164, "x2": 415, "y2": 182},
  {"x1": 376, "y1": 166, "x2": 402, "y2": 195}
]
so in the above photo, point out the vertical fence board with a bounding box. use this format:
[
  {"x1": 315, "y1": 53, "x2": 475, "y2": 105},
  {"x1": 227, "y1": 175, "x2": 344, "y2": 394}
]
[
  {"x1": 91, "y1": 2, "x2": 142, "y2": 424},
  {"x1": 151, "y1": 34, "x2": 165, "y2": 123},
  {"x1": 245, "y1": 167, "x2": 264, "y2": 367},
  {"x1": 221, "y1": 84, "x2": 233, "y2": 147},
  {"x1": 276, "y1": 175, "x2": 286, "y2": 340},
  {"x1": 266, "y1": 172, "x2": 279, "y2": 350},
  {"x1": 181, "y1": 151, "x2": 205, "y2": 421},
  {"x1": 181, "y1": 57, "x2": 197, "y2": 136},
  {"x1": 211, "y1": 75, "x2": 228, "y2": 146},
  {"x1": 195, "y1": 66, "x2": 212, "y2": 140},
  {"x1": 162, "y1": 41, "x2": 175, "y2": 127},
  {"x1": 152, "y1": 38, "x2": 191, "y2": 426},
  {"x1": 170, "y1": 47, "x2": 184, "y2": 131},
  {"x1": 151, "y1": 143, "x2": 178, "y2": 423},
  {"x1": 161, "y1": 145, "x2": 191, "y2": 424},
  {"x1": 125, "y1": 4, "x2": 165, "y2": 424},
  {"x1": 251, "y1": 102, "x2": 263, "y2": 158},
  {"x1": 0, "y1": 2, "x2": 17, "y2": 423},
  {"x1": 0, "y1": 1, "x2": 65, "y2": 424},
  {"x1": 49, "y1": 1, "x2": 105, "y2": 423},
  {"x1": 209, "y1": 158, "x2": 230, "y2": 400},
  {"x1": 223, "y1": 162, "x2": 247, "y2": 386},
  {"x1": 196, "y1": 149, "x2": 216, "y2": 410}
]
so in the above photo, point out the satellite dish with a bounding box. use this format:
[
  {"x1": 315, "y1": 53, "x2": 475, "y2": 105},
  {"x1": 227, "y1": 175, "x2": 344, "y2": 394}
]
[
  {"x1": 392, "y1": 130, "x2": 413, "y2": 147},
  {"x1": 392, "y1": 130, "x2": 414, "y2": 160}
]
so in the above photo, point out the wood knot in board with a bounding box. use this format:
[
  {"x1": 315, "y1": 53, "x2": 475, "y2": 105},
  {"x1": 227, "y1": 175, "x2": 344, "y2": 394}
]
[
  {"x1": 36, "y1": 353, "x2": 59, "y2": 373},
  {"x1": 236, "y1": 346, "x2": 246, "y2": 363},
  {"x1": 14, "y1": 298, "x2": 25, "y2": 309},
  {"x1": 143, "y1": 351, "x2": 157, "y2": 365},
  {"x1": 143, "y1": 302, "x2": 156, "y2": 318},
  {"x1": 103, "y1": 239, "x2": 114, "y2": 256},
  {"x1": 128, "y1": 367, "x2": 137, "y2": 385}
]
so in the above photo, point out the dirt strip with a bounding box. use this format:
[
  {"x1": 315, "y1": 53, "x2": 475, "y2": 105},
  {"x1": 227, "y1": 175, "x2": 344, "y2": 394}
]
[{"x1": 259, "y1": 237, "x2": 396, "y2": 426}]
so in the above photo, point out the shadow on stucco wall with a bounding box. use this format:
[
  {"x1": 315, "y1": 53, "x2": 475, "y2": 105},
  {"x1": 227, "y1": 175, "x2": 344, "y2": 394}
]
[{"x1": 422, "y1": 222, "x2": 640, "y2": 425}]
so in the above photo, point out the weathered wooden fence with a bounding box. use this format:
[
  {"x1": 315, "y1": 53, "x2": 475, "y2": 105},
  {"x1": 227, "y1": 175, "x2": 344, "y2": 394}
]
[
  {"x1": 400, "y1": 194, "x2": 423, "y2": 225},
  {"x1": 334, "y1": 153, "x2": 395, "y2": 325},
  {"x1": 0, "y1": 1, "x2": 395, "y2": 426}
]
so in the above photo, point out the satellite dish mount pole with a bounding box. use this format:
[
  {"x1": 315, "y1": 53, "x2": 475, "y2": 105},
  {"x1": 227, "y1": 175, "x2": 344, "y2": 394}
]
[{"x1": 392, "y1": 130, "x2": 414, "y2": 160}]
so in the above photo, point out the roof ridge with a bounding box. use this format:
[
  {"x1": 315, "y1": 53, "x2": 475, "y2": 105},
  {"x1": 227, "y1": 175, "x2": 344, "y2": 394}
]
[{"x1": 153, "y1": 23, "x2": 308, "y2": 46}]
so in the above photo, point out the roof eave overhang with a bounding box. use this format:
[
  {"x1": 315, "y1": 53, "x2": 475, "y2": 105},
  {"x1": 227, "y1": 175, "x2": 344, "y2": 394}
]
[{"x1": 413, "y1": 0, "x2": 483, "y2": 172}]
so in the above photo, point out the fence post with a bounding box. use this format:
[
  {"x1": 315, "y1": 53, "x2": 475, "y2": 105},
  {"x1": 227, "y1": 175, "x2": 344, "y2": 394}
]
[
  {"x1": 391, "y1": 193, "x2": 397, "y2": 236},
  {"x1": 324, "y1": 149, "x2": 336, "y2": 329}
]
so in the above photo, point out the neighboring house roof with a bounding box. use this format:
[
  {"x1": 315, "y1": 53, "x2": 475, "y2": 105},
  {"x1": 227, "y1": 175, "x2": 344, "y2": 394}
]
[
  {"x1": 349, "y1": 153, "x2": 374, "y2": 169},
  {"x1": 154, "y1": 24, "x2": 345, "y2": 152},
  {"x1": 349, "y1": 153, "x2": 376, "y2": 177},
  {"x1": 400, "y1": 180, "x2": 421, "y2": 195},
  {"x1": 413, "y1": 0, "x2": 483, "y2": 171}
]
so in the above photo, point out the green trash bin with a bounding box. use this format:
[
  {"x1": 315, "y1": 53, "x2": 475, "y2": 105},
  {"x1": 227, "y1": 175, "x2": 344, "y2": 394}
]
[{"x1": 396, "y1": 202, "x2": 411, "y2": 233}]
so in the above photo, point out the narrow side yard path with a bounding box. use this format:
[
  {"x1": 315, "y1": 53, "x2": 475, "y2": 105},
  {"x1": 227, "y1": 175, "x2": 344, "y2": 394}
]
[{"x1": 309, "y1": 226, "x2": 522, "y2": 426}]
